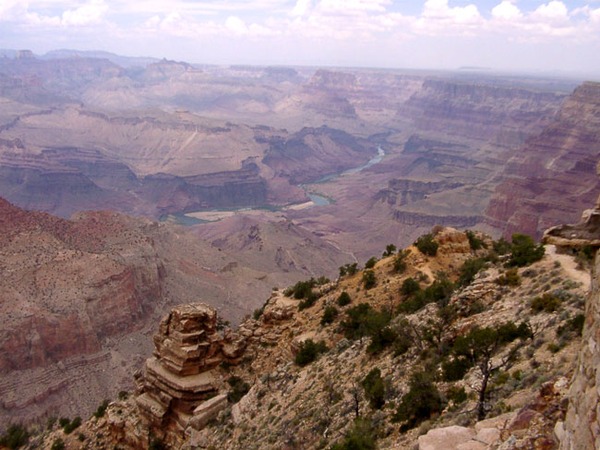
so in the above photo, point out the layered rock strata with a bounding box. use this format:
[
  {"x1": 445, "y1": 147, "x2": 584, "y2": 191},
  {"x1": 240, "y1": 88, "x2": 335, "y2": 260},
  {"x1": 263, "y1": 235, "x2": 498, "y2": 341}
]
[
  {"x1": 135, "y1": 304, "x2": 246, "y2": 445},
  {"x1": 486, "y1": 82, "x2": 600, "y2": 239}
]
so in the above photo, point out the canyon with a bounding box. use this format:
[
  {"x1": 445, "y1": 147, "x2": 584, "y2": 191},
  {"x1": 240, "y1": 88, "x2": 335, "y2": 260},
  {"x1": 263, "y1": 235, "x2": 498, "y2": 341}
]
[{"x1": 1, "y1": 51, "x2": 599, "y2": 434}]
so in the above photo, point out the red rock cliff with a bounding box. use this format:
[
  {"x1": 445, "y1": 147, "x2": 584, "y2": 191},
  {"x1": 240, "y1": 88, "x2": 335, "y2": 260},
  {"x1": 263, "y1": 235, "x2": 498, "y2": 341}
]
[{"x1": 485, "y1": 82, "x2": 600, "y2": 239}]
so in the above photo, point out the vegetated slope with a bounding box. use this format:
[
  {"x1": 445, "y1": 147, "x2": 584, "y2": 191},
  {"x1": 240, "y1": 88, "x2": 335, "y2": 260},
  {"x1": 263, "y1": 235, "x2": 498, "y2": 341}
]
[
  {"x1": 45, "y1": 227, "x2": 589, "y2": 449},
  {"x1": 485, "y1": 81, "x2": 600, "y2": 239},
  {"x1": 0, "y1": 198, "x2": 349, "y2": 428}
]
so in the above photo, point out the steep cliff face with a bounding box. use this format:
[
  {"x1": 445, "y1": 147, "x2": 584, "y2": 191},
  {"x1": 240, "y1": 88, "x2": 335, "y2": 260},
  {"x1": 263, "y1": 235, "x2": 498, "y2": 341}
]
[
  {"x1": 401, "y1": 78, "x2": 565, "y2": 145},
  {"x1": 486, "y1": 82, "x2": 600, "y2": 239},
  {"x1": 0, "y1": 198, "x2": 165, "y2": 373},
  {"x1": 544, "y1": 196, "x2": 600, "y2": 450},
  {"x1": 0, "y1": 147, "x2": 268, "y2": 218}
]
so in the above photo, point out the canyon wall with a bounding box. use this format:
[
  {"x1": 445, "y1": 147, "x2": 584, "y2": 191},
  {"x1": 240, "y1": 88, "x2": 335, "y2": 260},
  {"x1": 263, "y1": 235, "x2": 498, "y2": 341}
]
[{"x1": 486, "y1": 82, "x2": 600, "y2": 239}]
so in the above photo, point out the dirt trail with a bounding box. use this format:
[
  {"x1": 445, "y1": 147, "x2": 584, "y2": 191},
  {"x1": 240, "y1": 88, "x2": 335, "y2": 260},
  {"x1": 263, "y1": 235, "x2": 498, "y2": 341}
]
[{"x1": 545, "y1": 244, "x2": 590, "y2": 290}]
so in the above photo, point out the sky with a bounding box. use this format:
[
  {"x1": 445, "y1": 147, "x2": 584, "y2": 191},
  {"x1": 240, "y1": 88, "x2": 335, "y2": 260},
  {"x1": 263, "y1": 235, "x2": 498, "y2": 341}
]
[{"x1": 1, "y1": 0, "x2": 600, "y2": 75}]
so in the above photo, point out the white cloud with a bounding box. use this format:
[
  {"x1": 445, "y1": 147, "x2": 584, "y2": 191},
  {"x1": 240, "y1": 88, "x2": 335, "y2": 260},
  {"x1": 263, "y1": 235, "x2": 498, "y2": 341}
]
[
  {"x1": 532, "y1": 1, "x2": 569, "y2": 22},
  {"x1": 291, "y1": 0, "x2": 312, "y2": 17},
  {"x1": 61, "y1": 0, "x2": 108, "y2": 26},
  {"x1": 225, "y1": 16, "x2": 248, "y2": 35},
  {"x1": 491, "y1": 1, "x2": 522, "y2": 21},
  {"x1": 415, "y1": 0, "x2": 483, "y2": 35},
  {"x1": 0, "y1": 0, "x2": 27, "y2": 21},
  {"x1": 317, "y1": 0, "x2": 391, "y2": 14}
]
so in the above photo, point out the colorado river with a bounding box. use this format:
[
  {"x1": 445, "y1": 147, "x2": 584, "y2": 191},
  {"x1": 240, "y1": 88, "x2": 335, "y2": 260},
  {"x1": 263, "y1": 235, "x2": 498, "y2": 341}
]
[
  {"x1": 301, "y1": 146, "x2": 385, "y2": 205},
  {"x1": 169, "y1": 145, "x2": 386, "y2": 223}
]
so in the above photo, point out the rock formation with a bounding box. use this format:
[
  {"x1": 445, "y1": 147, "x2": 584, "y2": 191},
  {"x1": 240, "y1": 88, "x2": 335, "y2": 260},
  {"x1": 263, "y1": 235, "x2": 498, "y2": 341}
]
[
  {"x1": 544, "y1": 183, "x2": 600, "y2": 450},
  {"x1": 135, "y1": 304, "x2": 243, "y2": 446}
]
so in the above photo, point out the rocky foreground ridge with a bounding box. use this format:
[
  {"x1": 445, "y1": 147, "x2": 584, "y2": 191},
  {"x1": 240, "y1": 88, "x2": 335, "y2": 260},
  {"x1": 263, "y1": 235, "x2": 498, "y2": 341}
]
[{"x1": 24, "y1": 221, "x2": 598, "y2": 449}]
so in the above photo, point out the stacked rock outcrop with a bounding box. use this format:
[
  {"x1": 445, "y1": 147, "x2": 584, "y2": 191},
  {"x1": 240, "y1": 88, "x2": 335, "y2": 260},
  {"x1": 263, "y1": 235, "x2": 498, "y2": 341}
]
[{"x1": 135, "y1": 303, "x2": 245, "y2": 445}]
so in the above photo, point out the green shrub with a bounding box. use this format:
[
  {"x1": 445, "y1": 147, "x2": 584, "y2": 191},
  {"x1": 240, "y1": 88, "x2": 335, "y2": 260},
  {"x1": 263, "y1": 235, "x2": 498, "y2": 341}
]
[
  {"x1": 390, "y1": 319, "x2": 416, "y2": 357},
  {"x1": 493, "y1": 237, "x2": 512, "y2": 255},
  {"x1": 367, "y1": 325, "x2": 397, "y2": 355},
  {"x1": 393, "y1": 371, "x2": 443, "y2": 431},
  {"x1": 149, "y1": 437, "x2": 167, "y2": 450},
  {"x1": 531, "y1": 293, "x2": 562, "y2": 313},
  {"x1": 557, "y1": 314, "x2": 585, "y2": 339},
  {"x1": 393, "y1": 250, "x2": 409, "y2": 273},
  {"x1": 383, "y1": 244, "x2": 397, "y2": 257},
  {"x1": 50, "y1": 439, "x2": 65, "y2": 450},
  {"x1": 298, "y1": 291, "x2": 320, "y2": 310},
  {"x1": 362, "y1": 368, "x2": 386, "y2": 409},
  {"x1": 442, "y1": 357, "x2": 472, "y2": 382},
  {"x1": 507, "y1": 234, "x2": 545, "y2": 267},
  {"x1": 458, "y1": 257, "x2": 486, "y2": 286},
  {"x1": 227, "y1": 376, "x2": 250, "y2": 403},
  {"x1": 365, "y1": 257, "x2": 378, "y2": 269},
  {"x1": 362, "y1": 270, "x2": 376, "y2": 290},
  {"x1": 497, "y1": 321, "x2": 532, "y2": 342},
  {"x1": 321, "y1": 305, "x2": 339, "y2": 326},
  {"x1": 63, "y1": 416, "x2": 81, "y2": 434},
  {"x1": 415, "y1": 234, "x2": 439, "y2": 257},
  {"x1": 466, "y1": 230, "x2": 486, "y2": 251},
  {"x1": 400, "y1": 278, "x2": 421, "y2": 297},
  {"x1": 330, "y1": 419, "x2": 377, "y2": 450},
  {"x1": 294, "y1": 339, "x2": 328, "y2": 366},
  {"x1": 398, "y1": 276, "x2": 455, "y2": 314},
  {"x1": 339, "y1": 263, "x2": 358, "y2": 277},
  {"x1": 340, "y1": 303, "x2": 390, "y2": 341},
  {"x1": 495, "y1": 268, "x2": 520, "y2": 286},
  {"x1": 0, "y1": 424, "x2": 29, "y2": 449},
  {"x1": 337, "y1": 291, "x2": 352, "y2": 307},
  {"x1": 253, "y1": 306, "x2": 265, "y2": 320},
  {"x1": 93, "y1": 399, "x2": 110, "y2": 418},
  {"x1": 446, "y1": 386, "x2": 467, "y2": 406}
]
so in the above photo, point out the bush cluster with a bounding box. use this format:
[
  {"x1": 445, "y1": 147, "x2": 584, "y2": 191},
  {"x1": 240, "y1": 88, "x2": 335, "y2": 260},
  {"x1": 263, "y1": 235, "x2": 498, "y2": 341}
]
[
  {"x1": 393, "y1": 371, "x2": 443, "y2": 431},
  {"x1": 364, "y1": 256, "x2": 378, "y2": 269},
  {"x1": 0, "y1": 424, "x2": 29, "y2": 449},
  {"x1": 465, "y1": 230, "x2": 486, "y2": 251},
  {"x1": 331, "y1": 419, "x2": 377, "y2": 450},
  {"x1": 393, "y1": 250, "x2": 410, "y2": 273},
  {"x1": 414, "y1": 234, "x2": 439, "y2": 257},
  {"x1": 321, "y1": 305, "x2": 339, "y2": 326},
  {"x1": 361, "y1": 368, "x2": 386, "y2": 409},
  {"x1": 507, "y1": 234, "x2": 545, "y2": 267},
  {"x1": 339, "y1": 263, "x2": 359, "y2": 277},
  {"x1": 362, "y1": 270, "x2": 377, "y2": 290},
  {"x1": 227, "y1": 376, "x2": 250, "y2": 403},
  {"x1": 531, "y1": 293, "x2": 562, "y2": 313},
  {"x1": 93, "y1": 400, "x2": 109, "y2": 418},
  {"x1": 398, "y1": 275, "x2": 454, "y2": 314},
  {"x1": 294, "y1": 339, "x2": 328, "y2": 366},
  {"x1": 337, "y1": 291, "x2": 352, "y2": 307}
]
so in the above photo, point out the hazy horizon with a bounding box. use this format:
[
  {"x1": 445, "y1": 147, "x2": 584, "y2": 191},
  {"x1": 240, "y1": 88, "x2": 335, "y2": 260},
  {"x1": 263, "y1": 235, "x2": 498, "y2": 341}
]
[{"x1": 1, "y1": 1, "x2": 600, "y2": 78}]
